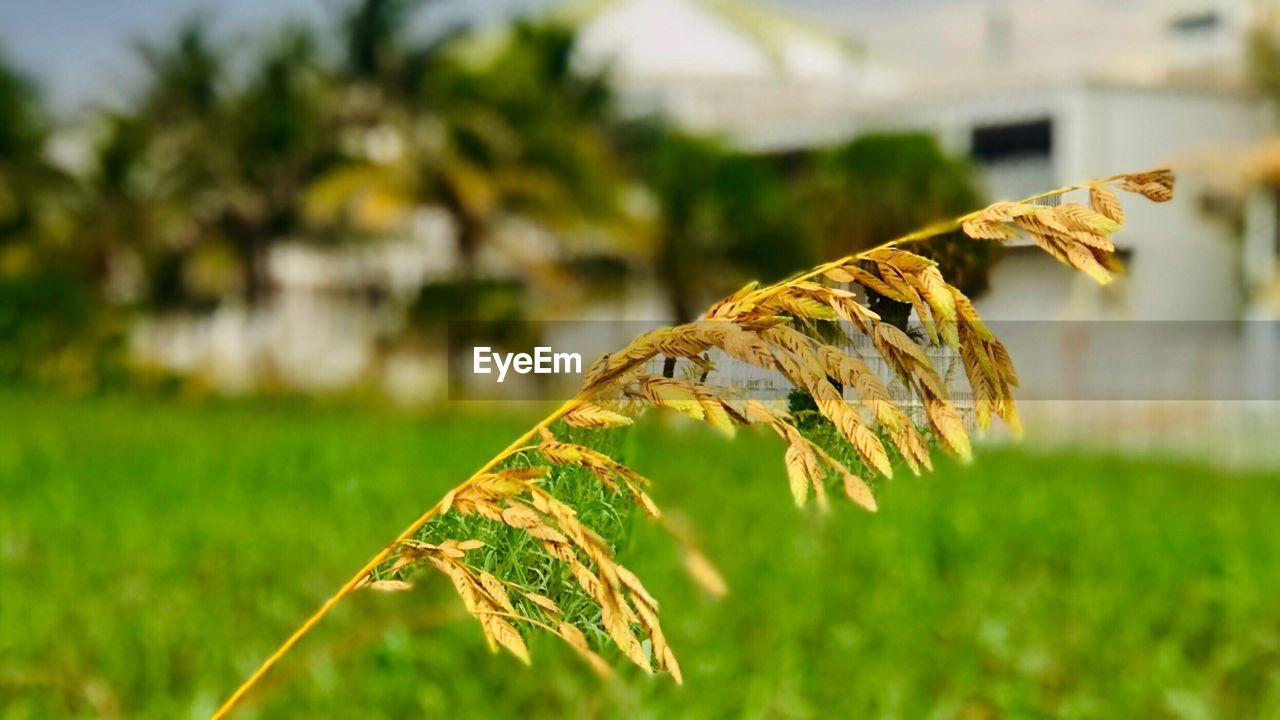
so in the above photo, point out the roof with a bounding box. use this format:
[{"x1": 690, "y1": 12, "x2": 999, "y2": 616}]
[{"x1": 564, "y1": 0, "x2": 872, "y2": 84}]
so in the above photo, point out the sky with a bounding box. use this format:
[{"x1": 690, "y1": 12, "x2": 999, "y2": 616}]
[
  {"x1": 0, "y1": 0, "x2": 1197, "y2": 112},
  {"x1": 0, "y1": 0, "x2": 938, "y2": 110}
]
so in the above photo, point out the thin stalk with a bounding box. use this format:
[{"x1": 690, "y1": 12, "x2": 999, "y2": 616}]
[{"x1": 211, "y1": 396, "x2": 585, "y2": 719}]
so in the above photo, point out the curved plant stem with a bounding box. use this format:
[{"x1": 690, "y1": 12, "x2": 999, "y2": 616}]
[{"x1": 211, "y1": 397, "x2": 584, "y2": 719}]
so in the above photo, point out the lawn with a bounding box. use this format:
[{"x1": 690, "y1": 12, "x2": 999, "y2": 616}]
[{"x1": 2, "y1": 386, "x2": 1279, "y2": 718}]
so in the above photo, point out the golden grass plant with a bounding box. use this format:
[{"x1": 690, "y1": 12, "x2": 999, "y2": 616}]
[{"x1": 213, "y1": 168, "x2": 1175, "y2": 718}]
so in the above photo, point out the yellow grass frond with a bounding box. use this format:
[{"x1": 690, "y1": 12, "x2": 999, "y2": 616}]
[{"x1": 212, "y1": 168, "x2": 1174, "y2": 719}]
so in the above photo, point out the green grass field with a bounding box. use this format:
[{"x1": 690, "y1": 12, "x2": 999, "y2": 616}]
[{"x1": 2, "y1": 387, "x2": 1279, "y2": 719}]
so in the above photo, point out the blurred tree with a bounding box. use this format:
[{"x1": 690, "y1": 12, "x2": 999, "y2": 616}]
[
  {"x1": 0, "y1": 52, "x2": 64, "y2": 261},
  {"x1": 342, "y1": 0, "x2": 450, "y2": 102},
  {"x1": 127, "y1": 21, "x2": 341, "y2": 307},
  {"x1": 1249, "y1": 9, "x2": 1280, "y2": 114},
  {"x1": 613, "y1": 122, "x2": 805, "y2": 324},
  {"x1": 606, "y1": 122, "x2": 807, "y2": 378},
  {"x1": 0, "y1": 51, "x2": 128, "y2": 386},
  {"x1": 73, "y1": 113, "x2": 159, "y2": 299},
  {"x1": 127, "y1": 21, "x2": 232, "y2": 308},
  {"x1": 428, "y1": 22, "x2": 629, "y2": 276},
  {"x1": 3, "y1": 5, "x2": 997, "y2": 391},
  {"x1": 798, "y1": 133, "x2": 994, "y2": 319},
  {"x1": 310, "y1": 18, "x2": 634, "y2": 305},
  {"x1": 220, "y1": 26, "x2": 342, "y2": 302},
  {"x1": 135, "y1": 21, "x2": 223, "y2": 124}
]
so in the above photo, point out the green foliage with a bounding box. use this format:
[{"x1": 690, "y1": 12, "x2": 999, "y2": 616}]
[
  {"x1": 136, "y1": 21, "x2": 224, "y2": 121},
  {"x1": 0, "y1": 54, "x2": 55, "y2": 248},
  {"x1": 126, "y1": 21, "x2": 346, "y2": 305},
  {"x1": 408, "y1": 278, "x2": 538, "y2": 355},
  {"x1": 802, "y1": 133, "x2": 996, "y2": 296},
  {"x1": 429, "y1": 22, "x2": 628, "y2": 235},
  {"x1": 1249, "y1": 13, "x2": 1280, "y2": 110},
  {"x1": 615, "y1": 122, "x2": 807, "y2": 320},
  {"x1": 0, "y1": 56, "x2": 45, "y2": 161},
  {"x1": 0, "y1": 275, "x2": 128, "y2": 388},
  {"x1": 3, "y1": 388, "x2": 1279, "y2": 717},
  {"x1": 343, "y1": 0, "x2": 432, "y2": 92},
  {"x1": 0, "y1": 51, "x2": 127, "y2": 389},
  {"x1": 610, "y1": 127, "x2": 989, "y2": 323},
  {"x1": 313, "y1": 15, "x2": 635, "y2": 298},
  {"x1": 411, "y1": 425, "x2": 638, "y2": 638},
  {"x1": 0, "y1": 51, "x2": 62, "y2": 248},
  {"x1": 409, "y1": 278, "x2": 528, "y2": 327}
]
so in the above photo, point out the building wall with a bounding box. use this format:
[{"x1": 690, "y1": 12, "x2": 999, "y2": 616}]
[
  {"x1": 1067, "y1": 85, "x2": 1256, "y2": 320},
  {"x1": 863, "y1": 83, "x2": 1262, "y2": 320}
]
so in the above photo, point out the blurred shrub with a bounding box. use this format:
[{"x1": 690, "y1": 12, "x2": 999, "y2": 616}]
[
  {"x1": 0, "y1": 273, "x2": 130, "y2": 390},
  {"x1": 409, "y1": 277, "x2": 538, "y2": 350},
  {"x1": 614, "y1": 121, "x2": 808, "y2": 321},
  {"x1": 800, "y1": 133, "x2": 996, "y2": 297}
]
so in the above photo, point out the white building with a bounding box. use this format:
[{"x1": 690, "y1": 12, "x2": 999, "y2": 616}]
[
  {"x1": 567, "y1": 0, "x2": 900, "y2": 148},
  {"x1": 863, "y1": 1, "x2": 1266, "y2": 322},
  {"x1": 868, "y1": 81, "x2": 1261, "y2": 321},
  {"x1": 572, "y1": 0, "x2": 1270, "y2": 321}
]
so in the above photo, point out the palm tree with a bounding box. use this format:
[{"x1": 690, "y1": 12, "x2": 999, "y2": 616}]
[
  {"x1": 0, "y1": 52, "x2": 63, "y2": 256},
  {"x1": 425, "y1": 22, "x2": 629, "y2": 279},
  {"x1": 311, "y1": 17, "x2": 633, "y2": 295},
  {"x1": 129, "y1": 21, "x2": 340, "y2": 306},
  {"x1": 125, "y1": 22, "x2": 229, "y2": 308},
  {"x1": 0, "y1": 50, "x2": 131, "y2": 384},
  {"x1": 342, "y1": 0, "x2": 447, "y2": 101},
  {"x1": 73, "y1": 113, "x2": 164, "y2": 302},
  {"x1": 220, "y1": 25, "x2": 341, "y2": 302},
  {"x1": 612, "y1": 121, "x2": 807, "y2": 324},
  {"x1": 798, "y1": 133, "x2": 995, "y2": 308}
]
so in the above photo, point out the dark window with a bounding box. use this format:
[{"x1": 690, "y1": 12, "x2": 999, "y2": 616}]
[
  {"x1": 1169, "y1": 11, "x2": 1220, "y2": 34},
  {"x1": 971, "y1": 119, "x2": 1052, "y2": 163}
]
